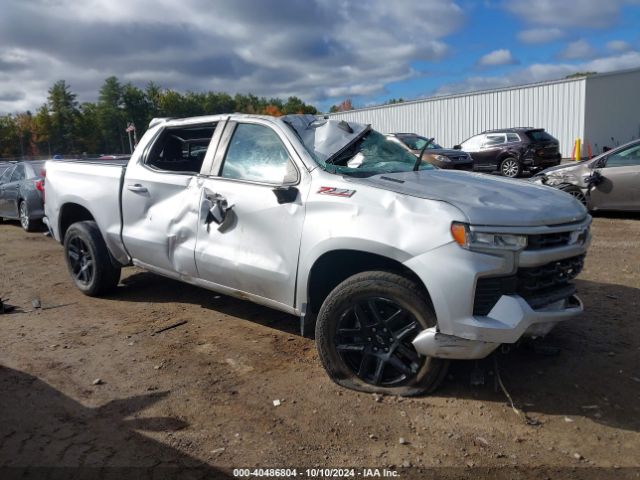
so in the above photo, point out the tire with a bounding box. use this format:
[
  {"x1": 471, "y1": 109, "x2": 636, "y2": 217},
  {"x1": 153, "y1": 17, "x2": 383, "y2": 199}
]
[
  {"x1": 499, "y1": 157, "x2": 521, "y2": 178},
  {"x1": 19, "y1": 200, "x2": 41, "y2": 232},
  {"x1": 315, "y1": 271, "x2": 449, "y2": 396},
  {"x1": 63, "y1": 221, "x2": 121, "y2": 296},
  {"x1": 559, "y1": 184, "x2": 587, "y2": 207}
]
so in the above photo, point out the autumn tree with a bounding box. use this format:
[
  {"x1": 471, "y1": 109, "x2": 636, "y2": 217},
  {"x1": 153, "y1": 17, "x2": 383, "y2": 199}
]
[{"x1": 329, "y1": 98, "x2": 353, "y2": 112}]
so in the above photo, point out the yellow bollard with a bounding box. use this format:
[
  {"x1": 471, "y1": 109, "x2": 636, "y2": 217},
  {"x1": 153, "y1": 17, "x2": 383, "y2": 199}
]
[{"x1": 574, "y1": 138, "x2": 581, "y2": 161}]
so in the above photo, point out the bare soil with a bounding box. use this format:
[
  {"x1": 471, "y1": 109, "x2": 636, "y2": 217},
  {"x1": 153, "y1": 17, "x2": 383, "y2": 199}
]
[{"x1": 1, "y1": 214, "x2": 639, "y2": 479}]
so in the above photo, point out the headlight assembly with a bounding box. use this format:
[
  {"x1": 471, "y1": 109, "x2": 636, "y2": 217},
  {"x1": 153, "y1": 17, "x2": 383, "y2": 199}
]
[
  {"x1": 434, "y1": 155, "x2": 451, "y2": 163},
  {"x1": 451, "y1": 222, "x2": 527, "y2": 251}
]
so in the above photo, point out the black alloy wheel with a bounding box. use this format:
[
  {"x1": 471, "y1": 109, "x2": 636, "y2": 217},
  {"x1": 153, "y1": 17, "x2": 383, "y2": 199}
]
[
  {"x1": 335, "y1": 296, "x2": 423, "y2": 387},
  {"x1": 67, "y1": 236, "x2": 95, "y2": 287}
]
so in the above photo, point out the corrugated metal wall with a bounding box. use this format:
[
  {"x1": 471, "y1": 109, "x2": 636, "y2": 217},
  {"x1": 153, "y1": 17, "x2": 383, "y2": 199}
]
[
  {"x1": 328, "y1": 77, "x2": 587, "y2": 157},
  {"x1": 584, "y1": 69, "x2": 640, "y2": 155}
]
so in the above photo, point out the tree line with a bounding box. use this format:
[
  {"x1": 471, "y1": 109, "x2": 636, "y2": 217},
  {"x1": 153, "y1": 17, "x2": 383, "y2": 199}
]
[{"x1": 0, "y1": 77, "x2": 318, "y2": 158}]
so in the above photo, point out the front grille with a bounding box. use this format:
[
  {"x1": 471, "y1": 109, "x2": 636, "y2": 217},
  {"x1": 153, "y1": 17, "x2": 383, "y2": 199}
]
[
  {"x1": 526, "y1": 232, "x2": 571, "y2": 250},
  {"x1": 473, "y1": 255, "x2": 585, "y2": 315}
]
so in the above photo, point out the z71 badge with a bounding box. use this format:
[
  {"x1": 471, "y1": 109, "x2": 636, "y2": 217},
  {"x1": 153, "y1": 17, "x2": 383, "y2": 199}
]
[{"x1": 317, "y1": 186, "x2": 356, "y2": 197}]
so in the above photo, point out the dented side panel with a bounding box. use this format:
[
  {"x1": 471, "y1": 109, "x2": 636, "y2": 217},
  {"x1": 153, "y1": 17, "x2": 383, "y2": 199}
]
[
  {"x1": 121, "y1": 171, "x2": 202, "y2": 277},
  {"x1": 296, "y1": 168, "x2": 468, "y2": 310},
  {"x1": 194, "y1": 175, "x2": 310, "y2": 308}
]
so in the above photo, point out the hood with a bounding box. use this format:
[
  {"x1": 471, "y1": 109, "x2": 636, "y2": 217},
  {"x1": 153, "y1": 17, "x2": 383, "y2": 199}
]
[
  {"x1": 347, "y1": 170, "x2": 587, "y2": 227},
  {"x1": 537, "y1": 160, "x2": 595, "y2": 188},
  {"x1": 538, "y1": 160, "x2": 592, "y2": 176},
  {"x1": 281, "y1": 114, "x2": 369, "y2": 165}
]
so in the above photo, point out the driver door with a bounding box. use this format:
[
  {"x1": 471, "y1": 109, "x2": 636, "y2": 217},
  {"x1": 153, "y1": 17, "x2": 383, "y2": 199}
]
[
  {"x1": 194, "y1": 120, "x2": 309, "y2": 310},
  {"x1": 590, "y1": 143, "x2": 640, "y2": 210}
]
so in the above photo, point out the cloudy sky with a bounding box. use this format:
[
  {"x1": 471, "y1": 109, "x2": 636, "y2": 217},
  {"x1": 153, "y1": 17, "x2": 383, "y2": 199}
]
[{"x1": 1, "y1": 0, "x2": 639, "y2": 114}]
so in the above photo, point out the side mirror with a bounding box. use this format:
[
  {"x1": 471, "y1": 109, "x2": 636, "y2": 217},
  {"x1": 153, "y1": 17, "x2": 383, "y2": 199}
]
[
  {"x1": 272, "y1": 186, "x2": 299, "y2": 204},
  {"x1": 587, "y1": 169, "x2": 605, "y2": 188},
  {"x1": 453, "y1": 145, "x2": 462, "y2": 150},
  {"x1": 592, "y1": 157, "x2": 606, "y2": 169}
]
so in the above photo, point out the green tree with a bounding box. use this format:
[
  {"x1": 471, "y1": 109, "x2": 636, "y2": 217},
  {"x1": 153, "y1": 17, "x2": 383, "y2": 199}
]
[
  {"x1": 0, "y1": 115, "x2": 20, "y2": 158},
  {"x1": 34, "y1": 105, "x2": 53, "y2": 157},
  {"x1": 47, "y1": 80, "x2": 79, "y2": 154},
  {"x1": 97, "y1": 76, "x2": 126, "y2": 153}
]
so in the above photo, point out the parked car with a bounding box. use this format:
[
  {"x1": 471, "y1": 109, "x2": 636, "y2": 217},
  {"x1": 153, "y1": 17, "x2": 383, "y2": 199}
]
[
  {"x1": 44, "y1": 114, "x2": 590, "y2": 396},
  {"x1": 386, "y1": 133, "x2": 473, "y2": 170},
  {"x1": 532, "y1": 139, "x2": 640, "y2": 211},
  {"x1": 455, "y1": 128, "x2": 562, "y2": 178},
  {"x1": 0, "y1": 160, "x2": 46, "y2": 231},
  {"x1": 0, "y1": 161, "x2": 16, "y2": 177}
]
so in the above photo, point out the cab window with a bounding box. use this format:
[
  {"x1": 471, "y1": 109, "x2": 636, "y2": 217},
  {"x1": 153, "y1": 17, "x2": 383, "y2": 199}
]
[
  {"x1": 0, "y1": 166, "x2": 14, "y2": 184},
  {"x1": 461, "y1": 135, "x2": 482, "y2": 151},
  {"x1": 483, "y1": 134, "x2": 506, "y2": 147},
  {"x1": 605, "y1": 144, "x2": 640, "y2": 168},
  {"x1": 146, "y1": 124, "x2": 216, "y2": 174},
  {"x1": 221, "y1": 123, "x2": 298, "y2": 184},
  {"x1": 10, "y1": 164, "x2": 25, "y2": 182}
]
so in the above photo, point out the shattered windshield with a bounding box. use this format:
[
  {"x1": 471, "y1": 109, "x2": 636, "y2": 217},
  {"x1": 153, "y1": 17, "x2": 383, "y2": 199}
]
[
  {"x1": 399, "y1": 135, "x2": 442, "y2": 151},
  {"x1": 281, "y1": 114, "x2": 434, "y2": 178},
  {"x1": 326, "y1": 130, "x2": 435, "y2": 177}
]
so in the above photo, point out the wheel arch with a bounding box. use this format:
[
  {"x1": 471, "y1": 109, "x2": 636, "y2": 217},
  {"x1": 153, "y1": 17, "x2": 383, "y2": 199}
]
[
  {"x1": 304, "y1": 249, "x2": 433, "y2": 317},
  {"x1": 58, "y1": 203, "x2": 96, "y2": 242}
]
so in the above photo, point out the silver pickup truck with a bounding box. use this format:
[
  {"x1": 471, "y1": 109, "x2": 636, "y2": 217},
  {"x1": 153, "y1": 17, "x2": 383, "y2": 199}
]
[{"x1": 44, "y1": 114, "x2": 591, "y2": 396}]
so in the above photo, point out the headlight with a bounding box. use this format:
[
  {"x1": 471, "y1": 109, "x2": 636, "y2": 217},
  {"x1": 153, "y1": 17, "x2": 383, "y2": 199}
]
[
  {"x1": 451, "y1": 222, "x2": 527, "y2": 251},
  {"x1": 434, "y1": 154, "x2": 451, "y2": 162},
  {"x1": 530, "y1": 176, "x2": 546, "y2": 185}
]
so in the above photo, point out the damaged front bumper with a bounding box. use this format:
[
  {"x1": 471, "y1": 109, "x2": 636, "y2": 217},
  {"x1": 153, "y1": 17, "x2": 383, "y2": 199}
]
[{"x1": 411, "y1": 293, "x2": 583, "y2": 359}]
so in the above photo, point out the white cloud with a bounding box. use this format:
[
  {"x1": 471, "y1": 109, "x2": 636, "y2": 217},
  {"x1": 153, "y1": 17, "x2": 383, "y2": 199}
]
[
  {"x1": 505, "y1": 0, "x2": 640, "y2": 28},
  {"x1": 518, "y1": 28, "x2": 564, "y2": 44},
  {"x1": 477, "y1": 49, "x2": 517, "y2": 66},
  {"x1": 606, "y1": 40, "x2": 632, "y2": 52},
  {"x1": 0, "y1": 0, "x2": 466, "y2": 113},
  {"x1": 435, "y1": 51, "x2": 640, "y2": 95},
  {"x1": 559, "y1": 40, "x2": 596, "y2": 59}
]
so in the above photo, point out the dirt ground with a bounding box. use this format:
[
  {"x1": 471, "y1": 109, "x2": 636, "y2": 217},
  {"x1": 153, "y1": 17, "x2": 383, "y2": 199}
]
[{"x1": 1, "y1": 214, "x2": 639, "y2": 479}]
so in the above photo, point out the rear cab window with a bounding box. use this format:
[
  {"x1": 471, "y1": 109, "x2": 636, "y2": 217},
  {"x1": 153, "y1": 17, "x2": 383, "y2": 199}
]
[{"x1": 145, "y1": 124, "x2": 217, "y2": 174}]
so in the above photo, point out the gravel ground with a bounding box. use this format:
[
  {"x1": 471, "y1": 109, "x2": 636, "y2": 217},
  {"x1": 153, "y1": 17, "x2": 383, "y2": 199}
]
[{"x1": 1, "y1": 214, "x2": 639, "y2": 479}]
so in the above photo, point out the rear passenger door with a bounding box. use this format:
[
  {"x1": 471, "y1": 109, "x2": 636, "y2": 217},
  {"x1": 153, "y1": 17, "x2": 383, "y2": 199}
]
[
  {"x1": 121, "y1": 120, "x2": 224, "y2": 276},
  {"x1": 194, "y1": 119, "x2": 309, "y2": 309}
]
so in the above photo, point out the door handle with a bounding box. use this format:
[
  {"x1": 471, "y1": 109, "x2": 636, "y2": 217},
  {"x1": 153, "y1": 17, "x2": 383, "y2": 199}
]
[
  {"x1": 127, "y1": 184, "x2": 148, "y2": 193},
  {"x1": 205, "y1": 193, "x2": 234, "y2": 226}
]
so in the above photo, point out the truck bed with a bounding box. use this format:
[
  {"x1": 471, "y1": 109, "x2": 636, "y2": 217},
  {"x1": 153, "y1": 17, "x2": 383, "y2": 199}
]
[{"x1": 44, "y1": 160, "x2": 130, "y2": 264}]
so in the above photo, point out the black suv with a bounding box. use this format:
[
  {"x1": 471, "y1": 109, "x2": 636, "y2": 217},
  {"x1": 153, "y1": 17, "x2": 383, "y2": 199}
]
[{"x1": 455, "y1": 128, "x2": 562, "y2": 177}]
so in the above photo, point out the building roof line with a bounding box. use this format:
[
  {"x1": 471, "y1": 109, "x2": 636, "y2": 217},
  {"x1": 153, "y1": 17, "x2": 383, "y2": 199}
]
[{"x1": 327, "y1": 66, "x2": 640, "y2": 116}]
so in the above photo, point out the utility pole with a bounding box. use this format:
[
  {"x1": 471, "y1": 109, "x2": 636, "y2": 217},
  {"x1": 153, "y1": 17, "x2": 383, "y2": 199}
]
[{"x1": 125, "y1": 122, "x2": 135, "y2": 153}]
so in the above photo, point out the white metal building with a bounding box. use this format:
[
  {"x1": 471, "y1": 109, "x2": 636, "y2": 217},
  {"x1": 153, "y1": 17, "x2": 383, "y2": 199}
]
[{"x1": 327, "y1": 67, "x2": 640, "y2": 158}]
